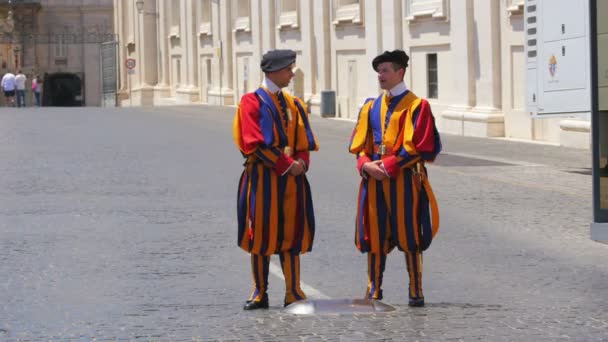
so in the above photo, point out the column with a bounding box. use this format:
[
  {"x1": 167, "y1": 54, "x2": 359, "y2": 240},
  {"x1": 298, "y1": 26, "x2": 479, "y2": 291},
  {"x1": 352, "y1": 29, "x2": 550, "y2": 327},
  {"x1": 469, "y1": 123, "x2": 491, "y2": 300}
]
[
  {"x1": 154, "y1": 0, "x2": 171, "y2": 103},
  {"x1": 468, "y1": 0, "x2": 504, "y2": 136},
  {"x1": 176, "y1": 0, "x2": 199, "y2": 103},
  {"x1": 113, "y1": 0, "x2": 126, "y2": 97},
  {"x1": 364, "y1": 0, "x2": 382, "y2": 96},
  {"x1": 208, "y1": 0, "x2": 234, "y2": 105},
  {"x1": 472, "y1": 0, "x2": 502, "y2": 112},
  {"x1": 221, "y1": 0, "x2": 234, "y2": 105},
  {"x1": 259, "y1": 0, "x2": 275, "y2": 53},
  {"x1": 442, "y1": 0, "x2": 476, "y2": 134},
  {"x1": 441, "y1": 0, "x2": 504, "y2": 137},
  {"x1": 135, "y1": 0, "x2": 158, "y2": 105},
  {"x1": 380, "y1": 0, "x2": 403, "y2": 51},
  {"x1": 141, "y1": 0, "x2": 158, "y2": 87},
  {"x1": 309, "y1": 0, "x2": 331, "y2": 115},
  {"x1": 300, "y1": 0, "x2": 314, "y2": 103},
  {"x1": 252, "y1": 0, "x2": 266, "y2": 91}
]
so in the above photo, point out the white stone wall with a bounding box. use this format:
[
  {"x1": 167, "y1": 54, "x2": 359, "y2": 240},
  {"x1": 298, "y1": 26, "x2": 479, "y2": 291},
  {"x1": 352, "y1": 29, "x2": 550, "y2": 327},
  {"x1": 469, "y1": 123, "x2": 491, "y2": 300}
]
[
  {"x1": 113, "y1": 0, "x2": 589, "y2": 148},
  {"x1": 502, "y1": 0, "x2": 529, "y2": 140}
]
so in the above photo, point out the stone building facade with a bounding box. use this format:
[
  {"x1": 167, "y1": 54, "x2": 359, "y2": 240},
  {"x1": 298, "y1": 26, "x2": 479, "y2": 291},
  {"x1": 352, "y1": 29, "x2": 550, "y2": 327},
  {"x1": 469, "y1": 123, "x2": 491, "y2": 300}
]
[
  {"x1": 113, "y1": 0, "x2": 590, "y2": 148},
  {"x1": 0, "y1": 0, "x2": 114, "y2": 107}
]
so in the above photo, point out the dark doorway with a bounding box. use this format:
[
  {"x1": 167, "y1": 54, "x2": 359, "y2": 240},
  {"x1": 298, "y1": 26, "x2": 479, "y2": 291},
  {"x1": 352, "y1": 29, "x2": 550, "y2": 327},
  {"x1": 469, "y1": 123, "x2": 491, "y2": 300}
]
[{"x1": 43, "y1": 73, "x2": 84, "y2": 106}]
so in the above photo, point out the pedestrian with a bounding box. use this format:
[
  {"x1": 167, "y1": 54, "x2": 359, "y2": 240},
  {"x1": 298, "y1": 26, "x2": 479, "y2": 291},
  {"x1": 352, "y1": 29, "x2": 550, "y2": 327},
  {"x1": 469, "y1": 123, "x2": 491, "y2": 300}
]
[
  {"x1": 1, "y1": 71, "x2": 16, "y2": 107},
  {"x1": 32, "y1": 75, "x2": 42, "y2": 107},
  {"x1": 233, "y1": 49, "x2": 319, "y2": 310},
  {"x1": 348, "y1": 49, "x2": 442, "y2": 307},
  {"x1": 15, "y1": 70, "x2": 26, "y2": 107}
]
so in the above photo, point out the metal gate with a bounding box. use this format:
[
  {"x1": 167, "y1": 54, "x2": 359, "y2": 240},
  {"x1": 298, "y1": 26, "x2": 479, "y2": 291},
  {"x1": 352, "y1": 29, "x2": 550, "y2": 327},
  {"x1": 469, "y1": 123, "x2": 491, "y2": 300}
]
[{"x1": 100, "y1": 41, "x2": 118, "y2": 107}]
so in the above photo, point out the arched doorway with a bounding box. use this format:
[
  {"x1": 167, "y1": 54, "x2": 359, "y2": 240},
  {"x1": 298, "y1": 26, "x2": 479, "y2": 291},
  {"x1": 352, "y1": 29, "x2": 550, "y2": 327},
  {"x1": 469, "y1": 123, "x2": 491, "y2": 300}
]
[{"x1": 42, "y1": 73, "x2": 84, "y2": 106}]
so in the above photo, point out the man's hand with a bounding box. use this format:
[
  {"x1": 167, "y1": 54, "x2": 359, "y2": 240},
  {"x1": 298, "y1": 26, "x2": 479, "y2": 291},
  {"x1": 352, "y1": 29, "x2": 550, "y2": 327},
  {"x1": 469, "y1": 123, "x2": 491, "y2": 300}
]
[
  {"x1": 289, "y1": 160, "x2": 306, "y2": 176},
  {"x1": 362, "y1": 160, "x2": 387, "y2": 181}
]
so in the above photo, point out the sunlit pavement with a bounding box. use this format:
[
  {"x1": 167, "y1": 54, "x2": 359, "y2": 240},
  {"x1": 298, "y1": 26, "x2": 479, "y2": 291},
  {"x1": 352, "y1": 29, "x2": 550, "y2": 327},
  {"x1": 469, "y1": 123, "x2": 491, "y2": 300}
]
[{"x1": 1, "y1": 106, "x2": 606, "y2": 341}]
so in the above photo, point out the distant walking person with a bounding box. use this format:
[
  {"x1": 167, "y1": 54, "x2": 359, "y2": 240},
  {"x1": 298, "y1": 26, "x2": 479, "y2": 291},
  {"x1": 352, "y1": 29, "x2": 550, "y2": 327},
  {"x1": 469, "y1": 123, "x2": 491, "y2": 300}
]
[
  {"x1": 32, "y1": 75, "x2": 42, "y2": 107},
  {"x1": 233, "y1": 49, "x2": 319, "y2": 310},
  {"x1": 15, "y1": 70, "x2": 26, "y2": 107},
  {"x1": 348, "y1": 50, "x2": 442, "y2": 307},
  {"x1": 1, "y1": 71, "x2": 16, "y2": 107}
]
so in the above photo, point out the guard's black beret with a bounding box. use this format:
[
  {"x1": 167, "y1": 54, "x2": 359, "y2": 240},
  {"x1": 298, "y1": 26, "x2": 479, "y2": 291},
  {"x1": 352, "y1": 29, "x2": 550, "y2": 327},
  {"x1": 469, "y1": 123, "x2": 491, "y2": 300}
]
[
  {"x1": 261, "y1": 49, "x2": 296, "y2": 72},
  {"x1": 372, "y1": 50, "x2": 409, "y2": 71}
]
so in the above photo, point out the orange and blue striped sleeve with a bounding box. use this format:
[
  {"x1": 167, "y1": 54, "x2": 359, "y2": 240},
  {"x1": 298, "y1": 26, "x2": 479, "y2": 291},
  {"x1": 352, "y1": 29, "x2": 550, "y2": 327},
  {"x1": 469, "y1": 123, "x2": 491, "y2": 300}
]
[
  {"x1": 383, "y1": 99, "x2": 440, "y2": 177},
  {"x1": 349, "y1": 99, "x2": 374, "y2": 174},
  {"x1": 233, "y1": 93, "x2": 295, "y2": 174}
]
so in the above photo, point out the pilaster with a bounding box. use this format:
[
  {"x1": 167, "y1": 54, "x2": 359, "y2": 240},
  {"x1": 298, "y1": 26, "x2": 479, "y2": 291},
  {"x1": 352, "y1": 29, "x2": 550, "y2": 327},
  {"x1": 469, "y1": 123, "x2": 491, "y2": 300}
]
[
  {"x1": 153, "y1": 0, "x2": 171, "y2": 101},
  {"x1": 309, "y1": 0, "x2": 331, "y2": 116},
  {"x1": 208, "y1": 0, "x2": 234, "y2": 105},
  {"x1": 442, "y1": 0, "x2": 476, "y2": 135},
  {"x1": 380, "y1": 0, "x2": 403, "y2": 50},
  {"x1": 469, "y1": 0, "x2": 504, "y2": 136},
  {"x1": 176, "y1": 0, "x2": 199, "y2": 104},
  {"x1": 442, "y1": 0, "x2": 504, "y2": 137},
  {"x1": 364, "y1": 0, "x2": 382, "y2": 96},
  {"x1": 132, "y1": 0, "x2": 158, "y2": 106},
  {"x1": 300, "y1": 0, "x2": 314, "y2": 105}
]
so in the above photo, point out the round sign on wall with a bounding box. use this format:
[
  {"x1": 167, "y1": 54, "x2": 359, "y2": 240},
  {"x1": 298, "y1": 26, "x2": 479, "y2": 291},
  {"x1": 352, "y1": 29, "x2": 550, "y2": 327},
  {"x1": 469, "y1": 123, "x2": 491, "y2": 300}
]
[{"x1": 125, "y1": 58, "x2": 136, "y2": 70}]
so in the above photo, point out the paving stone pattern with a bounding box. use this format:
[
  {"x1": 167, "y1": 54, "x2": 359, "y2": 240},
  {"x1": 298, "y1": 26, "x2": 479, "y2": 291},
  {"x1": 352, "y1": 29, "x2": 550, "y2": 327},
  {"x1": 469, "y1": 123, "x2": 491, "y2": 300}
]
[{"x1": 1, "y1": 106, "x2": 606, "y2": 341}]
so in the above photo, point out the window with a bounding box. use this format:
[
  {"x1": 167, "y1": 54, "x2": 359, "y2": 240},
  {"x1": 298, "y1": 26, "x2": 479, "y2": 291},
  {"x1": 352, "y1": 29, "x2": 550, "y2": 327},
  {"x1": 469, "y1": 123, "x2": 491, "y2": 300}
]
[
  {"x1": 54, "y1": 34, "x2": 67, "y2": 59},
  {"x1": 427, "y1": 53, "x2": 438, "y2": 99}
]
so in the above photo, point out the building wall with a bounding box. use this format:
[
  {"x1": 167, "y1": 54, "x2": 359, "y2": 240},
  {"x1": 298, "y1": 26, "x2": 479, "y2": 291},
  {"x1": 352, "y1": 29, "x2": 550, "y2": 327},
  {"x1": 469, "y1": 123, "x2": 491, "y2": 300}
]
[
  {"x1": 502, "y1": 0, "x2": 529, "y2": 140},
  {"x1": 38, "y1": 0, "x2": 112, "y2": 106},
  {"x1": 0, "y1": 0, "x2": 112, "y2": 106},
  {"x1": 113, "y1": 0, "x2": 588, "y2": 148},
  {"x1": 403, "y1": 0, "x2": 453, "y2": 132}
]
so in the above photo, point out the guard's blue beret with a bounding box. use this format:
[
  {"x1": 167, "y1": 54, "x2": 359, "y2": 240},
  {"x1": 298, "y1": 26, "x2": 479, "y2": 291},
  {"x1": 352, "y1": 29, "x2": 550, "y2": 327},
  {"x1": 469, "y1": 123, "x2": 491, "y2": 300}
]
[
  {"x1": 261, "y1": 49, "x2": 296, "y2": 72},
  {"x1": 372, "y1": 50, "x2": 409, "y2": 71}
]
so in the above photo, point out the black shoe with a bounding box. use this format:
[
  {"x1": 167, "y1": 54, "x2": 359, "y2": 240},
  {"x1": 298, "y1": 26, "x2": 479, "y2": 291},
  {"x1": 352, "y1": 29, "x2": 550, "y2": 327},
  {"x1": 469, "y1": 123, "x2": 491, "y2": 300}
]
[
  {"x1": 408, "y1": 297, "x2": 425, "y2": 307},
  {"x1": 243, "y1": 294, "x2": 269, "y2": 310}
]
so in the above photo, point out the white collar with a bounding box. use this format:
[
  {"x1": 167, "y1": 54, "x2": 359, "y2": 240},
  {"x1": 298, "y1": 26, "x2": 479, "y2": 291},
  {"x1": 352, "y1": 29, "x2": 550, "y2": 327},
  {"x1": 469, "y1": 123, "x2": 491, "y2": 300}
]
[
  {"x1": 387, "y1": 81, "x2": 408, "y2": 97},
  {"x1": 262, "y1": 77, "x2": 281, "y2": 94}
]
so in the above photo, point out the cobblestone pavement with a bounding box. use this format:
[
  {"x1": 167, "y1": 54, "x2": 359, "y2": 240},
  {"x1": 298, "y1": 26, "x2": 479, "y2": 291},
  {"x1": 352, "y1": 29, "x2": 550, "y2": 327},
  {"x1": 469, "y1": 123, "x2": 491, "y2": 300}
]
[{"x1": 1, "y1": 106, "x2": 607, "y2": 341}]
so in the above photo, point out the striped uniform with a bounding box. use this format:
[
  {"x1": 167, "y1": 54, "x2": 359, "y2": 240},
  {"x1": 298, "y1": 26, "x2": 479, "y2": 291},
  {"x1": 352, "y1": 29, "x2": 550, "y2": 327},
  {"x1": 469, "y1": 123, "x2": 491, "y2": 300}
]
[
  {"x1": 233, "y1": 87, "x2": 318, "y2": 304},
  {"x1": 348, "y1": 90, "x2": 441, "y2": 301}
]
